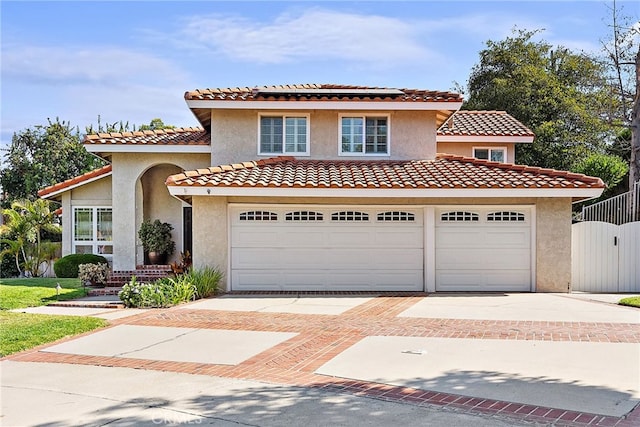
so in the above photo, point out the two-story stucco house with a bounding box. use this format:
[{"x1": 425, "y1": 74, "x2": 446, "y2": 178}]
[{"x1": 38, "y1": 84, "x2": 605, "y2": 293}]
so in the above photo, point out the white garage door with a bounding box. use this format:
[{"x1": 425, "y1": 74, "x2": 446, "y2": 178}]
[
  {"x1": 435, "y1": 207, "x2": 532, "y2": 292},
  {"x1": 230, "y1": 206, "x2": 423, "y2": 291}
]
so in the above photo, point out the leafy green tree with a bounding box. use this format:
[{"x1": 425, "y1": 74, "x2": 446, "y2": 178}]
[
  {"x1": 138, "y1": 118, "x2": 175, "y2": 131},
  {"x1": 0, "y1": 199, "x2": 61, "y2": 277},
  {"x1": 463, "y1": 29, "x2": 614, "y2": 171},
  {"x1": 0, "y1": 118, "x2": 105, "y2": 207},
  {"x1": 572, "y1": 153, "x2": 628, "y2": 199}
]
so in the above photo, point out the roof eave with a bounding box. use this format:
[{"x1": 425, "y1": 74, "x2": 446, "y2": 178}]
[
  {"x1": 39, "y1": 171, "x2": 113, "y2": 200},
  {"x1": 437, "y1": 135, "x2": 535, "y2": 143},
  {"x1": 167, "y1": 185, "x2": 604, "y2": 200},
  {"x1": 84, "y1": 145, "x2": 211, "y2": 154}
]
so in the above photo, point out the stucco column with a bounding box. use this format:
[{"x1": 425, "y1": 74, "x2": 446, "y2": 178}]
[
  {"x1": 111, "y1": 163, "x2": 138, "y2": 271},
  {"x1": 192, "y1": 196, "x2": 229, "y2": 290},
  {"x1": 536, "y1": 198, "x2": 572, "y2": 292}
]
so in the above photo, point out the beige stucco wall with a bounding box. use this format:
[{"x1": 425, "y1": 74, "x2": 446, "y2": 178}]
[
  {"x1": 437, "y1": 142, "x2": 516, "y2": 163},
  {"x1": 535, "y1": 197, "x2": 572, "y2": 292},
  {"x1": 192, "y1": 195, "x2": 572, "y2": 292},
  {"x1": 209, "y1": 109, "x2": 437, "y2": 165},
  {"x1": 58, "y1": 176, "x2": 113, "y2": 257},
  {"x1": 192, "y1": 196, "x2": 229, "y2": 289},
  {"x1": 111, "y1": 152, "x2": 210, "y2": 270}
]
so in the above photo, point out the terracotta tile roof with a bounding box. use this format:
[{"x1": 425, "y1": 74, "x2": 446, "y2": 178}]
[
  {"x1": 185, "y1": 84, "x2": 463, "y2": 103},
  {"x1": 166, "y1": 155, "x2": 604, "y2": 190},
  {"x1": 83, "y1": 127, "x2": 209, "y2": 146},
  {"x1": 38, "y1": 164, "x2": 112, "y2": 198},
  {"x1": 438, "y1": 111, "x2": 534, "y2": 137}
]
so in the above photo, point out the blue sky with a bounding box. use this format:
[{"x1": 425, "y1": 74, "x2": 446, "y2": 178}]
[{"x1": 1, "y1": 1, "x2": 639, "y2": 152}]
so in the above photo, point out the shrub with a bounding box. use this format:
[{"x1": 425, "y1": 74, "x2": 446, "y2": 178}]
[
  {"x1": 78, "y1": 263, "x2": 109, "y2": 286},
  {"x1": 118, "y1": 275, "x2": 196, "y2": 308},
  {"x1": 54, "y1": 254, "x2": 108, "y2": 278},
  {"x1": 184, "y1": 266, "x2": 223, "y2": 298}
]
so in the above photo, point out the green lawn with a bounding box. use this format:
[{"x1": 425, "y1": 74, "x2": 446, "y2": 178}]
[
  {"x1": 0, "y1": 277, "x2": 87, "y2": 310},
  {"x1": 0, "y1": 277, "x2": 108, "y2": 357},
  {"x1": 0, "y1": 311, "x2": 106, "y2": 357},
  {"x1": 619, "y1": 296, "x2": 640, "y2": 308}
]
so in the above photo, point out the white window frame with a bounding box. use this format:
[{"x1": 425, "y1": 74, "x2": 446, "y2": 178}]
[
  {"x1": 473, "y1": 146, "x2": 507, "y2": 163},
  {"x1": 72, "y1": 206, "x2": 113, "y2": 260},
  {"x1": 339, "y1": 113, "x2": 390, "y2": 156},
  {"x1": 258, "y1": 113, "x2": 310, "y2": 156}
]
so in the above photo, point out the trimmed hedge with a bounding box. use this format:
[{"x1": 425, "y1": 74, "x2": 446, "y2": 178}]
[{"x1": 54, "y1": 254, "x2": 108, "y2": 278}]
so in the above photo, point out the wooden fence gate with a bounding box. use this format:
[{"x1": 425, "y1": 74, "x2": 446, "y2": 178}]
[{"x1": 571, "y1": 221, "x2": 640, "y2": 292}]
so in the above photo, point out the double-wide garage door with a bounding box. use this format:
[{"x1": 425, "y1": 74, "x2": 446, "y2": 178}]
[
  {"x1": 230, "y1": 205, "x2": 532, "y2": 292},
  {"x1": 230, "y1": 206, "x2": 424, "y2": 291}
]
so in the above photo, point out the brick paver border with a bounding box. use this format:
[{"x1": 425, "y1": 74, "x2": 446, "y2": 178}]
[{"x1": 6, "y1": 294, "x2": 640, "y2": 426}]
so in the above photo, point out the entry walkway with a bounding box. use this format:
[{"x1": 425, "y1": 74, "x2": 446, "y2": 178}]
[{"x1": 4, "y1": 293, "x2": 640, "y2": 426}]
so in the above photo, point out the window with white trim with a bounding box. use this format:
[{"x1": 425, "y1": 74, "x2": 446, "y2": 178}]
[
  {"x1": 340, "y1": 115, "x2": 389, "y2": 155},
  {"x1": 473, "y1": 147, "x2": 506, "y2": 163},
  {"x1": 259, "y1": 115, "x2": 309, "y2": 155},
  {"x1": 73, "y1": 207, "x2": 112, "y2": 258},
  {"x1": 440, "y1": 211, "x2": 479, "y2": 222}
]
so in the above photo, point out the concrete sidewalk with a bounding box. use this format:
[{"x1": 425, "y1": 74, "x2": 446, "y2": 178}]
[{"x1": 1, "y1": 361, "x2": 525, "y2": 427}]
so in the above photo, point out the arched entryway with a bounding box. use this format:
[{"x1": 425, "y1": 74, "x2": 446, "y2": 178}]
[{"x1": 137, "y1": 163, "x2": 185, "y2": 266}]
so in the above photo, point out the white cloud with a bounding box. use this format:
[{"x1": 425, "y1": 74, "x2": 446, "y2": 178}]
[
  {"x1": 176, "y1": 8, "x2": 433, "y2": 65},
  {"x1": 1, "y1": 44, "x2": 187, "y2": 86}
]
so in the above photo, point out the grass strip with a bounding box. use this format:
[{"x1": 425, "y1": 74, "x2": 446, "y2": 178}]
[
  {"x1": 0, "y1": 311, "x2": 107, "y2": 357},
  {"x1": 0, "y1": 278, "x2": 86, "y2": 310}
]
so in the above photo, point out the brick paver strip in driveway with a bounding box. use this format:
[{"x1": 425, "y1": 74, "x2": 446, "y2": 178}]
[{"x1": 8, "y1": 293, "x2": 640, "y2": 427}]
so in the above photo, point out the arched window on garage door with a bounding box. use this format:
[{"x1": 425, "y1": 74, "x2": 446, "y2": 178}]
[{"x1": 440, "y1": 211, "x2": 479, "y2": 222}]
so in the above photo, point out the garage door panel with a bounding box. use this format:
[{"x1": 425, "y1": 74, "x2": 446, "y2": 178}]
[
  {"x1": 436, "y1": 248, "x2": 530, "y2": 270},
  {"x1": 436, "y1": 229, "x2": 529, "y2": 249},
  {"x1": 327, "y1": 230, "x2": 374, "y2": 246},
  {"x1": 373, "y1": 229, "x2": 423, "y2": 247},
  {"x1": 484, "y1": 230, "x2": 530, "y2": 246},
  {"x1": 232, "y1": 229, "x2": 281, "y2": 247},
  {"x1": 436, "y1": 271, "x2": 530, "y2": 291},
  {"x1": 232, "y1": 269, "x2": 423, "y2": 291}
]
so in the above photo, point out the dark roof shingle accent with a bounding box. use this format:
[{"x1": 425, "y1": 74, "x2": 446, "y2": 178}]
[
  {"x1": 438, "y1": 111, "x2": 534, "y2": 137},
  {"x1": 166, "y1": 155, "x2": 604, "y2": 190}
]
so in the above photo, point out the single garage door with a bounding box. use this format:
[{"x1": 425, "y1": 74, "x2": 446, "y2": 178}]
[
  {"x1": 230, "y1": 206, "x2": 423, "y2": 291},
  {"x1": 435, "y1": 207, "x2": 532, "y2": 292}
]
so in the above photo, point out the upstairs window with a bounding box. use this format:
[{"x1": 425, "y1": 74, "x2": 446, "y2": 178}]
[
  {"x1": 340, "y1": 115, "x2": 389, "y2": 155},
  {"x1": 473, "y1": 147, "x2": 506, "y2": 163},
  {"x1": 259, "y1": 115, "x2": 309, "y2": 155}
]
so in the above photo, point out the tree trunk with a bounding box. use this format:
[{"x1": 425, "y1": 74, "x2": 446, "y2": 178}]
[{"x1": 630, "y1": 46, "x2": 640, "y2": 187}]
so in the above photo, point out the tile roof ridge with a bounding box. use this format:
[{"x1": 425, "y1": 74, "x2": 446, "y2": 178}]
[
  {"x1": 82, "y1": 127, "x2": 205, "y2": 142},
  {"x1": 38, "y1": 164, "x2": 112, "y2": 197},
  {"x1": 435, "y1": 153, "x2": 605, "y2": 187},
  {"x1": 455, "y1": 110, "x2": 507, "y2": 114}
]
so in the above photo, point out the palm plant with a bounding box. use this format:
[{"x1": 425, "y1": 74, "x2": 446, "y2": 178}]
[{"x1": 0, "y1": 199, "x2": 61, "y2": 277}]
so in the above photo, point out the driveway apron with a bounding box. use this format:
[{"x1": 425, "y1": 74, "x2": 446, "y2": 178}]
[{"x1": 4, "y1": 292, "x2": 640, "y2": 426}]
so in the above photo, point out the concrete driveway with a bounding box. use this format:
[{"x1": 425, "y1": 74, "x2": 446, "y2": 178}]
[{"x1": 3, "y1": 292, "x2": 640, "y2": 426}]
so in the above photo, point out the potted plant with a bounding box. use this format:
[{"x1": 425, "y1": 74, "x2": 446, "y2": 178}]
[{"x1": 138, "y1": 219, "x2": 175, "y2": 265}]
